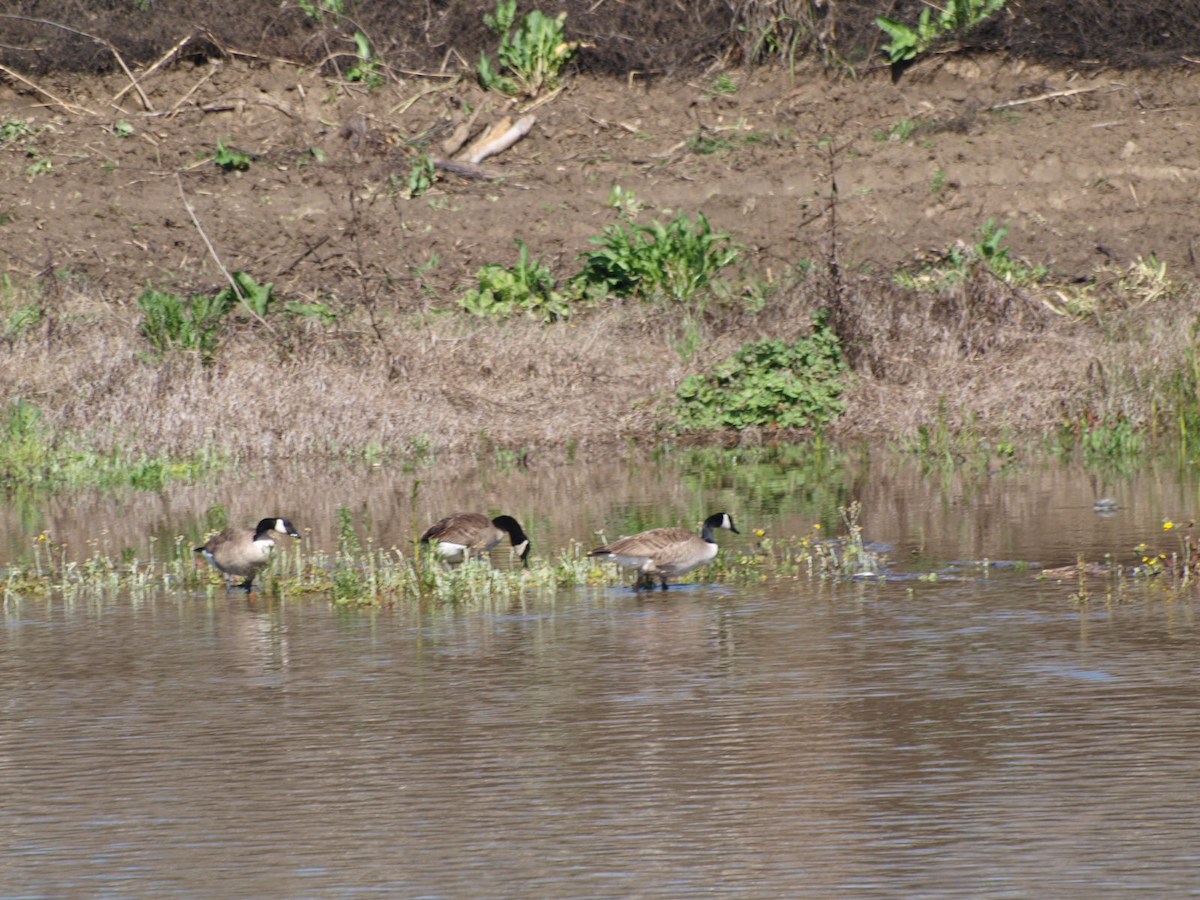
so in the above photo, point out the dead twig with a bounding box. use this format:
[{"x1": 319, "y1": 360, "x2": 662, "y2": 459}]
[
  {"x1": 164, "y1": 65, "x2": 219, "y2": 119},
  {"x1": 989, "y1": 86, "x2": 1100, "y2": 111},
  {"x1": 459, "y1": 115, "x2": 536, "y2": 164},
  {"x1": 0, "y1": 15, "x2": 151, "y2": 111},
  {"x1": 174, "y1": 170, "x2": 282, "y2": 341},
  {"x1": 111, "y1": 34, "x2": 192, "y2": 107},
  {"x1": 0, "y1": 64, "x2": 95, "y2": 116},
  {"x1": 431, "y1": 157, "x2": 505, "y2": 181}
]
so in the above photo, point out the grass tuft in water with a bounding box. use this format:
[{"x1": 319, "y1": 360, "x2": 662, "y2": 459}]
[{"x1": 3, "y1": 508, "x2": 890, "y2": 604}]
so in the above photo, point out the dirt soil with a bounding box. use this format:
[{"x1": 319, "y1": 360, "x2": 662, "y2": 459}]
[{"x1": 2, "y1": 55, "x2": 1199, "y2": 451}]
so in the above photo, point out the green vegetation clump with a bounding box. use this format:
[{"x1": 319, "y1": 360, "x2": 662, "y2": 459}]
[
  {"x1": 674, "y1": 310, "x2": 847, "y2": 431},
  {"x1": 209, "y1": 137, "x2": 252, "y2": 172},
  {"x1": 0, "y1": 398, "x2": 224, "y2": 492},
  {"x1": 137, "y1": 288, "x2": 229, "y2": 361},
  {"x1": 459, "y1": 240, "x2": 571, "y2": 322},
  {"x1": 345, "y1": 31, "x2": 384, "y2": 89},
  {"x1": 477, "y1": 0, "x2": 578, "y2": 99},
  {"x1": 0, "y1": 119, "x2": 38, "y2": 143},
  {"x1": 877, "y1": 0, "x2": 1007, "y2": 64},
  {"x1": 895, "y1": 219, "x2": 1047, "y2": 291},
  {"x1": 136, "y1": 272, "x2": 275, "y2": 362},
  {"x1": 574, "y1": 212, "x2": 740, "y2": 304}
]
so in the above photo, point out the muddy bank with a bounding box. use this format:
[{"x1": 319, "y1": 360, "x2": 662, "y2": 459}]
[{"x1": 1, "y1": 55, "x2": 1199, "y2": 456}]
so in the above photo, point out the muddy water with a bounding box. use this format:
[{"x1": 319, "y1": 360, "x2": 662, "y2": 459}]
[{"x1": 4, "y1": 450, "x2": 1200, "y2": 898}]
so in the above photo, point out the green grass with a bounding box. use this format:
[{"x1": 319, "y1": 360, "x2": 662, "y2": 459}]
[
  {"x1": 2, "y1": 505, "x2": 890, "y2": 604},
  {"x1": 574, "y1": 211, "x2": 740, "y2": 304},
  {"x1": 0, "y1": 398, "x2": 231, "y2": 493}
]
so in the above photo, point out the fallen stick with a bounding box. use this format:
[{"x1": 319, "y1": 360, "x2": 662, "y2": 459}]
[
  {"x1": 111, "y1": 34, "x2": 192, "y2": 106},
  {"x1": 0, "y1": 15, "x2": 150, "y2": 112},
  {"x1": 164, "y1": 65, "x2": 219, "y2": 119},
  {"x1": 0, "y1": 64, "x2": 95, "y2": 115},
  {"x1": 459, "y1": 115, "x2": 536, "y2": 164},
  {"x1": 432, "y1": 157, "x2": 505, "y2": 181},
  {"x1": 458, "y1": 116, "x2": 511, "y2": 162},
  {"x1": 989, "y1": 85, "x2": 1100, "y2": 110}
]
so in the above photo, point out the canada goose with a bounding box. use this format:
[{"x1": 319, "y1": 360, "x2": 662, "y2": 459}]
[
  {"x1": 589, "y1": 511, "x2": 739, "y2": 591},
  {"x1": 195, "y1": 517, "x2": 300, "y2": 590},
  {"x1": 419, "y1": 512, "x2": 531, "y2": 566}
]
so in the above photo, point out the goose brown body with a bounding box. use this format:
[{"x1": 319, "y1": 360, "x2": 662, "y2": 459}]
[
  {"x1": 195, "y1": 517, "x2": 300, "y2": 590},
  {"x1": 420, "y1": 512, "x2": 531, "y2": 565},
  {"x1": 590, "y1": 512, "x2": 739, "y2": 590}
]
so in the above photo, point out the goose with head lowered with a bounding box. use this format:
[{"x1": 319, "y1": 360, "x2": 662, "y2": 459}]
[
  {"x1": 195, "y1": 517, "x2": 300, "y2": 591},
  {"x1": 589, "y1": 511, "x2": 739, "y2": 591},
  {"x1": 419, "y1": 512, "x2": 531, "y2": 566}
]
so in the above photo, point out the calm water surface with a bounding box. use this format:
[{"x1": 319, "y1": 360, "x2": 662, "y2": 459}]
[{"x1": 4, "y1": 451, "x2": 1200, "y2": 898}]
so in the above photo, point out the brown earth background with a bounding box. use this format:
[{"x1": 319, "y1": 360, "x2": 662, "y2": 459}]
[{"x1": 2, "y1": 2, "x2": 1200, "y2": 461}]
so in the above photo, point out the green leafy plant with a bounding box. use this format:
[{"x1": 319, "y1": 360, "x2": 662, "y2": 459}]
[
  {"x1": 296, "y1": 0, "x2": 343, "y2": 20},
  {"x1": 0, "y1": 398, "x2": 44, "y2": 484},
  {"x1": 217, "y1": 271, "x2": 275, "y2": 318},
  {"x1": 136, "y1": 288, "x2": 229, "y2": 361},
  {"x1": 404, "y1": 153, "x2": 436, "y2": 199},
  {"x1": 872, "y1": 117, "x2": 922, "y2": 142},
  {"x1": 4, "y1": 301, "x2": 42, "y2": 339},
  {"x1": 477, "y1": 0, "x2": 579, "y2": 98},
  {"x1": 345, "y1": 31, "x2": 384, "y2": 89},
  {"x1": 674, "y1": 310, "x2": 847, "y2": 430},
  {"x1": 687, "y1": 131, "x2": 736, "y2": 155},
  {"x1": 877, "y1": 0, "x2": 1006, "y2": 64},
  {"x1": 459, "y1": 240, "x2": 571, "y2": 322},
  {"x1": 606, "y1": 184, "x2": 644, "y2": 216},
  {"x1": 707, "y1": 73, "x2": 737, "y2": 96},
  {"x1": 574, "y1": 211, "x2": 740, "y2": 304},
  {"x1": 24, "y1": 157, "x2": 52, "y2": 178},
  {"x1": 210, "y1": 137, "x2": 252, "y2": 172},
  {"x1": 895, "y1": 219, "x2": 1047, "y2": 290},
  {"x1": 0, "y1": 119, "x2": 36, "y2": 142}
]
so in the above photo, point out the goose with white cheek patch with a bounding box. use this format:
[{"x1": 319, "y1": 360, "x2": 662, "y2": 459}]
[
  {"x1": 589, "y1": 511, "x2": 739, "y2": 591},
  {"x1": 195, "y1": 517, "x2": 300, "y2": 591},
  {"x1": 419, "y1": 512, "x2": 531, "y2": 567}
]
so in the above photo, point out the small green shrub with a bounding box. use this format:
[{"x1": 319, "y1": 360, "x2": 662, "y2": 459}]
[
  {"x1": 877, "y1": 0, "x2": 1006, "y2": 64},
  {"x1": 345, "y1": 31, "x2": 384, "y2": 90},
  {"x1": 136, "y1": 272, "x2": 278, "y2": 361},
  {"x1": 218, "y1": 271, "x2": 274, "y2": 318},
  {"x1": 1055, "y1": 413, "x2": 1146, "y2": 466},
  {"x1": 404, "y1": 153, "x2": 436, "y2": 199},
  {"x1": 459, "y1": 240, "x2": 571, "y2": 322},
  {"x1": 210, "y1": 137, "x2": 252, "y2": 172},
  {"x1": 296, "y1": 0, "x2": 343, "y2": 21},
  {"x1": 137, "y1": 288, "x2": 228, "y2": 361},
  {"x1": 478, "y1": 0, "x2": 578, "y2": 98},
  {"x1": 3, "y1": 302, "x2": 42, "y2": 339},
  {"x1": 895, "y1": 219, "x2": 1047, "y2": 291},
  {"x1": 0, "y1": 119, "x2": 36, "y2": 143},
  {"x1": 674, "y1": 310, "x2": 847, "y2": 430},
  {"x1": 707, "y1": 73, "x2": 737, "y2": 96},
  {"x1": 574, "y1": 211, "x2": 739, "y2": 304},
  {"x1": 0, "y1": 398, "x2": 44, "y2": 484}
]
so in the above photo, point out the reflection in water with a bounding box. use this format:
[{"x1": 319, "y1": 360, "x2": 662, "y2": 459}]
[
  {"x1": 2, "y1": 446, "x2": 1193, "y2": 578},
  {"x1": 2, "y1": 575, "x2": 1200, "y2": 899}
]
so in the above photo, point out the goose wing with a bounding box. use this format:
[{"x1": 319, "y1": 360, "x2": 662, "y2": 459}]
[{"x1": 421, "y1": 513, "x2": 494, "y2": 548}]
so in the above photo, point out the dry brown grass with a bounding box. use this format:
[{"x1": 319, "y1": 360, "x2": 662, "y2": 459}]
[
  {"x1": 0, "y1": 278, "x2": 749, "y2": 458},
  {"x1": 7, "y1": 257, "x2": 1200, "y2": 462}
]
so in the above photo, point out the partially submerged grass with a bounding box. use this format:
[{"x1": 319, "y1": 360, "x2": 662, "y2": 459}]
[{"x1": 2, "y1": 504, "x2": 889, "y2": 605}]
